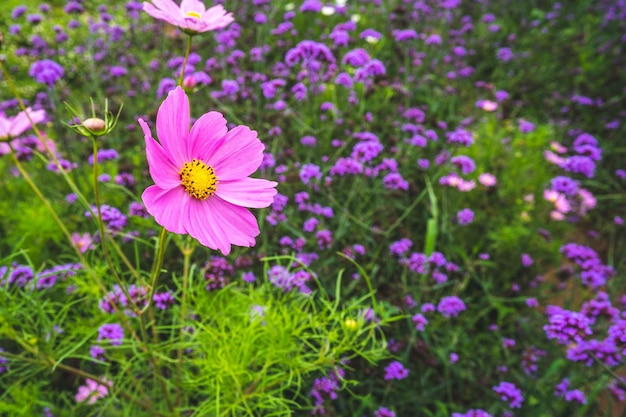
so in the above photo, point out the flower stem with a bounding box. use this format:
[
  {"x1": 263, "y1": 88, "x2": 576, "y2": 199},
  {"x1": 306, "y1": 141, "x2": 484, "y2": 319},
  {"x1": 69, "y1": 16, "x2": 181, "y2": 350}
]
[
  {"x1": 175, "y1": 242, "x2": 195, "y2": 408},
  {"x1": 178, "y1": 35, "x2": 194, "y2": 87}
]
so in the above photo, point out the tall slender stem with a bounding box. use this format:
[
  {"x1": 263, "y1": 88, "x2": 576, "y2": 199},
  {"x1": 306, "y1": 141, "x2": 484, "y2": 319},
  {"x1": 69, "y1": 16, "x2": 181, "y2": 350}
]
[
  {"x1": 175, "y1": 243, "x2": 195, "y2": 408},
  {"x1": 178, "y1": 35, "x2": 194, "y2": 87}
]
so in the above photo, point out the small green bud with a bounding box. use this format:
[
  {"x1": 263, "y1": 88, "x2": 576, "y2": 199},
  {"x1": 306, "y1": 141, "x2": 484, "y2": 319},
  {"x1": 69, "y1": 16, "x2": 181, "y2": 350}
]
[{"x1": 63, "y1": 98, "x2": 123, "y2": 138}]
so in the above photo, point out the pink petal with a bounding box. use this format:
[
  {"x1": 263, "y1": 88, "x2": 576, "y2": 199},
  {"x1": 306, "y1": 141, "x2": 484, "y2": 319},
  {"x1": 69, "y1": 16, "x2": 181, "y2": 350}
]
[
  {"x1": 142, "y1": 185, "x2": 189, "y2": 234},
  {"x1": 211, "y1": 199, "x2": 260, "y2": 246},
  {"x1": 156, "y1": 86, "x2": 190, "y2": 167},
  {"x1": 208, "y1": 125, "x2": 265, "y2": 181},
  {"x1": 188, "y1": 111, "x2": 228, "y2": 160},
  {"x1": 139, "y1": 118, "x2": 181, "y2": 189},
  {"x1": 185, "y1": 198, "x2": 231, "y2": 254},
  {"x1": 145, "y1": 0, "x2": 180, "y2": 16},
  {"x1": 216, "y1": 177, "x2": 278, "y2": 208},
  {"x1": 185, "y1": 198, "x2": 259, "y2": 255},
  {"x1": 10, "y1": 108, "x2": 45, "y2": 137},
  {"x1": 181, "y1": 0, "x2": 206, "y2": 15},
  {"x1": 201, "y1": 5, "x2": 234, "y2": 30},
  {"x1": 143, "y1": 1, "x2": 180, "y2": 26}
]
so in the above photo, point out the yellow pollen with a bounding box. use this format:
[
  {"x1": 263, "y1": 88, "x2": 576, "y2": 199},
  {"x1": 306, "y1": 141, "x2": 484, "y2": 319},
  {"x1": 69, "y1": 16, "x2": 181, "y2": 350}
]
[
  {"x1": 180, "y1": 159, "x2": 218, "y2": 200},
  {"x1": 186, "y1": 11, "x2": 202, "y2": 19}
]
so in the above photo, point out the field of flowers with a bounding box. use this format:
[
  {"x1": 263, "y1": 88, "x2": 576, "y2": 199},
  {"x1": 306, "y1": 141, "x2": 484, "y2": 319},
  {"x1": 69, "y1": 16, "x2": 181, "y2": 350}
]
[{"x1": 1, "y1": 0, "x2": 625, "y2": 416}]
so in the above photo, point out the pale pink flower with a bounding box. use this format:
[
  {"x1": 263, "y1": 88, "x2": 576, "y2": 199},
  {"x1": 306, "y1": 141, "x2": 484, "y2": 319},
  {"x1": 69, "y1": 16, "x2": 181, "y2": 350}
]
[
  {"x1": 550, "y1": 210, "x2": 565, "y2": 221},
  {"x1": 544, "y1": 150, "x2": 565, "y2": 166},
  {"x1": 75, "y1": 378, "x2": 111, "y2": 405},
  {"x1": 543, "y1": 189, "x2": 560, "y2": 203},
  {"x1": 478, "y1": 173, "x2": 497, "y2": 186},
  {"x1": 143, "y1": 0, "x2": 234, "y2": 34},
  {"x1": 71, "y1": 232, "x2": 95, "y2": 253},
  {"x1": 457, "y1": 179, "x2": 476, "y2": 192},
  {"x1": 139, "y1": 87, "x2": 277, "y2": 255},
  {"x1": 0, "y1": 108, "x2": 46, "y2": 140},
  {"x1": 550, "y1": 141, "x2": 568, "y2": 153},
  {"x1": 478, "y1": 99, "x2": 498, "y2": 111}
]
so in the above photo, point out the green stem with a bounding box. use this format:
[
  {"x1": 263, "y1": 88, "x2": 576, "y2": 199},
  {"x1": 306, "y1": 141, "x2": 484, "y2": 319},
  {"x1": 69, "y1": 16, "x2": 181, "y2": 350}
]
[
  {"x1": 175, "y1": 243, "x2": 195, "y2": 409},
  {"x1": 93, "y1": 139, "x2": 174, "y2": 414},
  {"x1": 92, "y1": 137, "x2": 142, "y2": 315},
  {"x1": 591, "y1": 353, "x2": 626, "y2": 390},
  {"x1": 178, "y1": 35, "x2": 194, "y2": 87}
]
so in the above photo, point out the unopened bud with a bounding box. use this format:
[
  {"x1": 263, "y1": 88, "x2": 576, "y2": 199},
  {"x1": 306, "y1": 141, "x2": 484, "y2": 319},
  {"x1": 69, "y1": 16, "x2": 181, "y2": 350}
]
[
  {"x1": 344, "y1": 318, "x2": 358, "y2": 331},
  {"x1": 82, "y1": 117, "x2": 106, "y2": 133}
]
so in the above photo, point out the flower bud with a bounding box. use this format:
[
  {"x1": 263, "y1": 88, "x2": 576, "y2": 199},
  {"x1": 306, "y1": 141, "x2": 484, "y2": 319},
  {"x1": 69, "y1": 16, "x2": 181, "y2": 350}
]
[
  {"x1": 343, "y1": 318, "x2": 358, "y2": 331},
  {"x1": 82, "y1": 117, "x2": 106, "y2": 133}
]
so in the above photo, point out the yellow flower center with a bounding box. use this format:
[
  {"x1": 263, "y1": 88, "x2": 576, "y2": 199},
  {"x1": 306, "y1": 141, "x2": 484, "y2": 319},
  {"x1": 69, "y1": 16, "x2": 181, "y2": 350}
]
[
  {"x1": 186, "y1": 11, "x2": 202, "y2": 19},
  {"x1": 180, "y1": 159, "x2": 218, "y2": 200}
]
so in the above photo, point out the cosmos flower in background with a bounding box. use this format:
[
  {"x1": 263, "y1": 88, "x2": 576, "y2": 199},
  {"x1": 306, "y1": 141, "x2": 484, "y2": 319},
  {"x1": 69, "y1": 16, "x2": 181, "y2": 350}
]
[
  {"x1": 139, "y1": 87, "x2": 277, "y2": 255},
  {"x1": 142, "y1": 0, "x2": 234, "y2": 35},
  {"x1": 0, "y1": 108, "x2": 46, "y2": 140}
]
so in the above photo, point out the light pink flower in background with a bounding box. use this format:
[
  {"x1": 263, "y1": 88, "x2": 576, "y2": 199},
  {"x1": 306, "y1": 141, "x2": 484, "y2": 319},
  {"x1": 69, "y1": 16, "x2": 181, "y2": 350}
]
[
  {"x1": 477, "y1": 99, "x2": 498, "y2": 111},
  {"x1": 478, "y1": 173, "x2": 497, "y2": 187},
  {"x1": 75, "y1": 378, "x2": 111, "y2": 404},
  {"x1": 550, "y1": 141, "x2": 568, "y2": 153},
  {"x1": 143, "y1": 0, "x2": 234, "y2": 34},
  {"x1": 0, "y1": 108, "x2": 46, "y2": 140},
  {"x1": 71, "y1": 232, "x2": 95, "y2": 253},
  {"x1": 139, "y1": 87, "x2": 277, "y2": 255},
  {"x1": 544, "y1": 150, "x2": 565, "y2": 166}
]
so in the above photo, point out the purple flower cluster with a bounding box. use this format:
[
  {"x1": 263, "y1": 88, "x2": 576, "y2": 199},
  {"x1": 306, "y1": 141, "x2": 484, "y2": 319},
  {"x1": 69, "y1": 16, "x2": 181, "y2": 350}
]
[
  {"x1": 492, "y1": 381, "x2": 523, "y2": 408},
  {"x1": 544, "y1": 306, "x2": 592, "y2": 345},
  {"x1": 554, "y1": 379, "x2": 587, "y2": 404},
  {"x1": 203, "y1": 256, "x2": 235, "y2": 290},
  {"x1": 559, "y1": 243, "x2": 615, "y2": 287},
  {"x1": 384, "y1": 361, "x2": 409, "y2": 380},
  {"x1": 35, "y1": 262, "x2": 82, "y2": 289},
  {"x1": 566, "y1": 338, "x2": 621, "y2": 367},
  {"x1": 85, "y1": 205, "x2": 127, "y2": 234},
  {"x1": 1, "y1": 262, "x2": 81, "y2": 289},
  {"x1": 267, "y1": 265, "x2": 312, "y2": 293},
  {"x1": 98, "y1": 284, "x2": 148, "y2": 314},
  {"x1": 397, "y1": 251, "x2": 459, "y2": 284},
  {"x1": 457, "y1": 208, "x2": 475, "y2": 225},
  {"x1": 29, "y1": 59, "x2": 64, "y2": 87},
  {"x1": 412, "y1": 313, "x2": 428, "y2": 331},
  {"x1": 437, "y1": 296, "x2": 467, "y2": 318},
  {"x1": 97, "y1": 323, "x2": 124, "y2": 346},
  {"x1": 153, "y1": 291, "x2": 175, "y2": 310},
  {"x1": 521, "y1": 346, "x2": 546, "y2": 375},
  {"x1": 310, "y1": 367, "x2": 344, "y2": 415}
]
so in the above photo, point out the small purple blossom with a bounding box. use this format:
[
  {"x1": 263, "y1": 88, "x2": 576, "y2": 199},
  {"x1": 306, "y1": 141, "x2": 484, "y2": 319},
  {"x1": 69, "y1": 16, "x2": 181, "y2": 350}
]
[
  {"x1": 437, "y1": 296, "x2": 466, "y2": 318},
  {"x1": 544, "y1": 306, "x2": 592, "y2": 345},
  {"x1": 457, "y1": 208, "x2": 475, "y2": 225},
  {"x1": 492, "y1": 381, "x2": 523, "y2": 408},
  {"x1": 384, "y1": 361, "x2": 409, "y2": 380},
  {"x1": 97, "y1": 323, "x2": 124, "y2": 346}
]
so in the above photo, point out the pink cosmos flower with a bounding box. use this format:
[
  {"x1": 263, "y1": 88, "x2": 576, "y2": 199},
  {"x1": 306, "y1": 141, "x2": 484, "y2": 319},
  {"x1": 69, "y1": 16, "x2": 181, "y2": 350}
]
[
  {"x1": 71, "y1": 232, "x2": 95, "y2": 253},
  {"x1": 143, "y1": 0, "x2": 234, "y2": 34},
  {"x1": 139, "y1": 87, "x2": 277, "y2": 255},
  {"x1": 0, "y1": 108, "x2": 46, "y2": 140}
]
